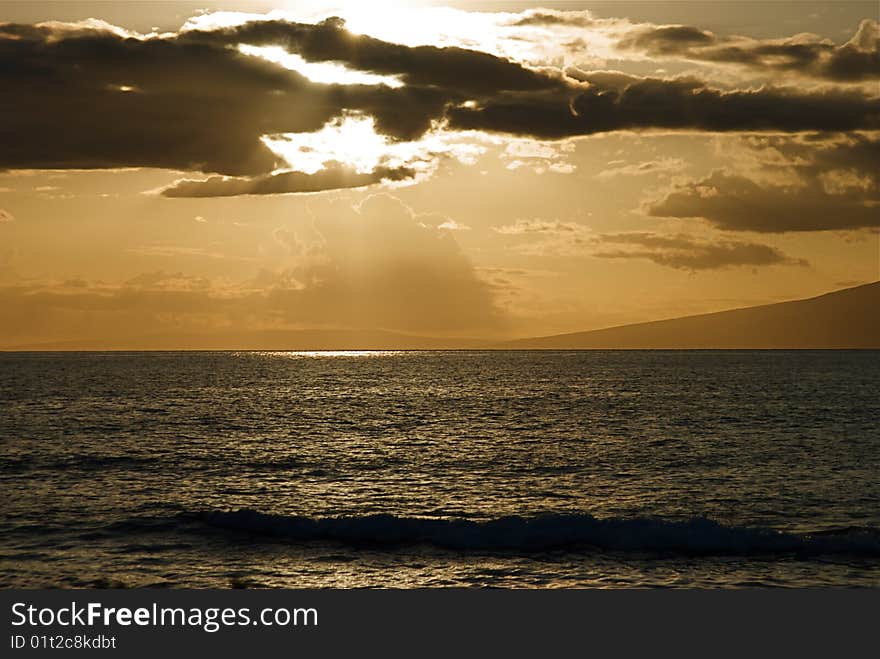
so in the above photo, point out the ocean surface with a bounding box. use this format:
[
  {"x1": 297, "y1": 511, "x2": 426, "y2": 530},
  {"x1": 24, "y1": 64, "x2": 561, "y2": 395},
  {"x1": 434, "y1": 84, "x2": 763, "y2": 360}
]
[{"x1": 1, "y1": 350, "x2": 878, "y2": 588}]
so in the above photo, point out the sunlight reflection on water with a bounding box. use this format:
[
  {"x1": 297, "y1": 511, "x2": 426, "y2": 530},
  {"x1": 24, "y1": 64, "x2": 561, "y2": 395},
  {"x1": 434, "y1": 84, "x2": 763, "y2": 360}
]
[{"x1": 260, "y1": 350, "x2": 408, "y2": 359}]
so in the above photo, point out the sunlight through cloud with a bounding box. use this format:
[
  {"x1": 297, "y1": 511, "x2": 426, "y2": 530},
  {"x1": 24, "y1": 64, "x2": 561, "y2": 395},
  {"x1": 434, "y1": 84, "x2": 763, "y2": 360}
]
[
  {"x1": 238, "y1": 44, "x2": 403, "y2": 87},
  {"x1": 261, "y1": 114, "x2": 488, "y2": 176}
]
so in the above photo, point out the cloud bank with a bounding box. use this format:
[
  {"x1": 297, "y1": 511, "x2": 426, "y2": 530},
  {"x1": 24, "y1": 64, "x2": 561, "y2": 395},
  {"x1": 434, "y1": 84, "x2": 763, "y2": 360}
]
[
  {"x1": 1, "y1": 14, "x2": 878, "y2": 198},
  {"x1": 594, "y1": 232, "x2": 807, "y2": 270},
  {"x1": 161, "y1": 162, "x2": 415, "y2": 197},
  {"x1": 647, "y1": 134, "x2": 880, "y2": 232},
  {"x1": 617, "y1": 18, "x2": 880, "y2": 82}
]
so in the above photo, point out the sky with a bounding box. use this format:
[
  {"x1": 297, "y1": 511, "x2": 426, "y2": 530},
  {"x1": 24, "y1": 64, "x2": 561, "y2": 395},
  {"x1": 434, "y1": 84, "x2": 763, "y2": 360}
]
[{"x1": 0, "y1": 0, "x2": 878, "y2": 347}]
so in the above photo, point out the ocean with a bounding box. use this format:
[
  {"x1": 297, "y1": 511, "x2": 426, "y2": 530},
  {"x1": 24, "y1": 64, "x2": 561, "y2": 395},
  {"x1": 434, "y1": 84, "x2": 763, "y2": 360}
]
[{"x1": 1, "y1": 350, "x2": 878, "y2": 588}]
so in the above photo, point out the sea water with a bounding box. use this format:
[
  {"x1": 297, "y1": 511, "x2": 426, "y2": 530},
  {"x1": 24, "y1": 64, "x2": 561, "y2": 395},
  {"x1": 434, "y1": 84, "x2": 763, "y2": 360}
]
[{"x1": 1, "y1": 350, "x2": 878, "y2": 587}]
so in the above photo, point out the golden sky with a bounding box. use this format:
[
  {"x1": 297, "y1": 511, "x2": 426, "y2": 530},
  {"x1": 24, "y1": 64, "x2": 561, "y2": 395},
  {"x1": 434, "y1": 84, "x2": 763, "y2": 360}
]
[{"x1": 0, "y1": 1, "x2": 878, "y2": 347}]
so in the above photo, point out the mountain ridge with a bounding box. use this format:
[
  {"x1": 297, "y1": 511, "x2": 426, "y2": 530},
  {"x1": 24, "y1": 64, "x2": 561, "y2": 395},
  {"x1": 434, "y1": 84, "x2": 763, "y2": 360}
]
[
  {"x1": 4, "y1": 281, "x2": 878, "y2": 350},
  {"x1": 501, "y1": 281, "x2": 880, "y2": 349}
]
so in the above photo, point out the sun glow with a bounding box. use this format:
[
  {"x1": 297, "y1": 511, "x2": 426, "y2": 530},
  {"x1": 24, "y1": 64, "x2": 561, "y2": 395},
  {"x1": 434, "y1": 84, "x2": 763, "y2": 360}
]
[
  {"x1": 238, "y1": 44, "x2": 403, "y2": 87},
  {"x1": 261, "y1": 114, "x2": 488, "y2": 176},
  {"x1": 329, "y1": 6, "x2": 620, "y2": 66},
  {"x1": 185, "y1": 5, "x2": 619, "y2": 71},
  {"x1": 262, "y1": 115, "x2": 392, "y2": 174}
]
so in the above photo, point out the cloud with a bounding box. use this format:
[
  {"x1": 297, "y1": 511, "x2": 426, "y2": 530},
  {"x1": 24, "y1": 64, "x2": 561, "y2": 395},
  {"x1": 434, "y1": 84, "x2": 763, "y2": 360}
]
[
  {"x1": 646, "y1": 134, "x2": 880, "y2": 232},
  {"x1": 620, "y1": 25, "x2": 715, "y2": 53},
  {"x1": 493, "y1": 219, "x2": 587, "y2": 235},
  {"x1": 125, "y1": 245, "x2": 254, "y2": 261},
  {"x1": 499, "y1": 138, "x2": 576, "y2": 173},
  {"x1": 510, "y1": 10, "x2": 597, "y2": 29},
  {"x1": 122, "y1": 271, "x2": 213, "y2": 291},
  {"x1": 491, "y1": 219, "x2": 592, "y2": 256},
  {"x1": 594, "y1": 232, "x2": 807, "y2": 270},
  {"x1": 0, "y1": 16, "x2": 568, "y2": 189},
  {"x1": 438, "y1": 219, "x2": 471, "y2": 231},
  {"x1": 2, "y1": 16, "x2": 879, "y2": 189},
  {"x1": 502, "y1": 9, "x2": 878, "y2": 83},
  {"x1": 184, "y1": 17, "x2": 567, "y2": 96},
  {"x1": 0, "y1": 22, "x2": 301, "y2": 175},
  {"x1": 448, "y1": 70, "x2": 880, "y2": 138},
  {"x1": 597, "y1": 158, "x2": 685, "y2": 179},
  {"x1": 0, "y1": 18, "x2": 484, "y2": 174},
  {"x1": 491, "y1": 218, "x2": 807, "y2": 268},
  {"x1": 617, "y1": 18, "x2": 880, "y2": 82},
  {"x1": 161, "y1": 162, "x2": 415, "y2": 197}
]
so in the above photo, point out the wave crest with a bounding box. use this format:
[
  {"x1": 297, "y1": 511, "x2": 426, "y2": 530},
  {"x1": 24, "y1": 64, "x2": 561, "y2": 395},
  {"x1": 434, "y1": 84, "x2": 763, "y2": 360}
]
[{"x1": 198, "y1": 510, "x2": 880, "y2": 556}]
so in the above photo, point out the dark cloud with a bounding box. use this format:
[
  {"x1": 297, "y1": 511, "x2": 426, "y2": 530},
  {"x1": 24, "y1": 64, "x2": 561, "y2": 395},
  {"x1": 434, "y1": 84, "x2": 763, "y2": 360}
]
[
  {"x1": 0, "y1": 20, "x2": 478, "y2": 173},
  {"x1": 184, "y1": 17, "x2": 566, "y2": 95},
  {"x1": 448, "y1": 70, "x2": 880, "y2": 138},
  {"x1": 647, "y1": 134, "x2": 880, "y2": 232},
  {"x1": 618, "y1": 19, "x2": 880, "y2": 82},
  {"x1": 620, "y1": 25, "x2": 716, "y2": 53},
  {"x1": 1, "y1": 16, "x2": 879, "y2": 190},
  {"x1": 648, "y1": 170, "x2": 880, "y2": 232},
  {"x1": 0, "y1": 22, "x2": 318, "y2": 175},
  {"x1": 595, "y1": 232, "x2": 806, "y2": 270},
  {"x1": 0, "y1": 17, "x2": 567, "y2": 179},
  {"x1": 161, "y1": 162, "x2": 415, "y2": 197},
  {"x1": 510, "y1": 10, "x2": 596, "y2": 28}
]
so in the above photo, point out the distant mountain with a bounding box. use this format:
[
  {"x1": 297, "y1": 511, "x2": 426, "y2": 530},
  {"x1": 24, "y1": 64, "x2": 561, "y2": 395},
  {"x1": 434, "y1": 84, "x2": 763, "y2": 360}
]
[
  {"x1": 7, "y1": 282, "x2": 878, "y2": 351},
  {"x1": 503, "y1": 281, "x2": 880, "y2": 349}
]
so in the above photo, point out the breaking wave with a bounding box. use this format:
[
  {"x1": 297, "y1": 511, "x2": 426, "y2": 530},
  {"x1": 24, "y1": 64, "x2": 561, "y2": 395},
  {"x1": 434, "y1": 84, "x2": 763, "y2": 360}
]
[{"x1": 196, "y1": 510, "x2": 880, "y2": 556}]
